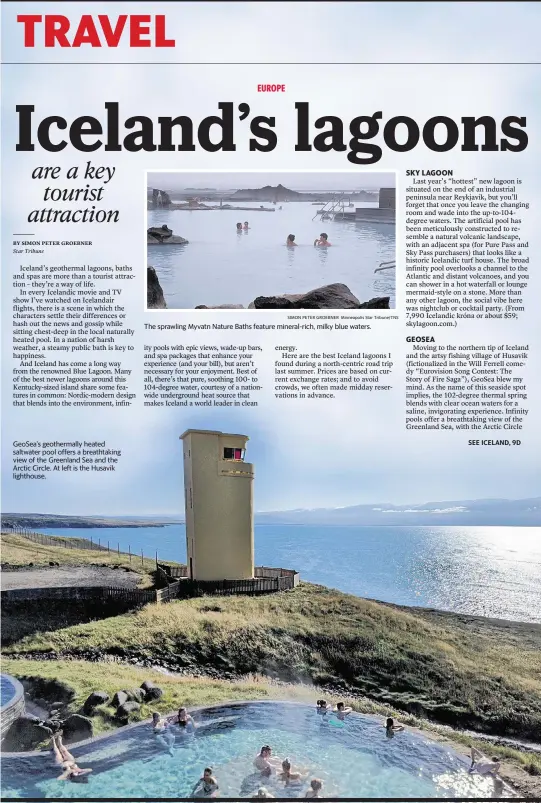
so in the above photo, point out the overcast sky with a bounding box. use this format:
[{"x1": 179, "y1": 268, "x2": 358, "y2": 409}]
[{"x1": 147, "y1": 172, "x2": 395, "y2": 192}]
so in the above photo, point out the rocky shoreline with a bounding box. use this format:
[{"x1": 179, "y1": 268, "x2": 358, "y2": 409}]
[{"x1": 148, "y1": 271, "x2": 391, "y2": 311}]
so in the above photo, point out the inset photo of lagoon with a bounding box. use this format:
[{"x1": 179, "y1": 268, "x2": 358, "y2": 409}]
[{"x1": 146, "y1": 171, "x2": 396, "y2": 310}]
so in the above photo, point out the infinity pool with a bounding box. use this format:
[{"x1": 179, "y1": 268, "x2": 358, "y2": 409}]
[
  {"x1": 1, "y1": 675, "x2": 17, "y2": 707},
  {"x1": 1, "y1": 702, "x2": 508, "y2": 799}
]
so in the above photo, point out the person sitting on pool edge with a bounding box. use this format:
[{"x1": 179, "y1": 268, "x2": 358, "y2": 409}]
[
  {"x1": 468, "y1": 747, "x2": 501, "y2": 777},
  {"x1": 254, "y1": 745, "x2": 282, "y2": 775},
  {"x1": 314, "y1": 232, "x2": 332, "y2": 246},
  {"x1": 191, "y1": 767, "x2": 219, "y2": 798},
  {"x1": 334, "y1": 702, "x2": 352, "y2": 719},
  {"x1": 305, "y1": 778, "x2": 323, "y2": 798},
  {"x1": 384, "y1": 717, "x2": 405, "y2": 738},
  {"x1": 286, "y1": 234, "x2": 297, "y2": 246},
  {"x1": 52, "y1": 734, "x2": 93, "y2": 782}
]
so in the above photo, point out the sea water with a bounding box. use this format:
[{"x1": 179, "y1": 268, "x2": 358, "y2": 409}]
[
  {"x1": 34, "y1": 525, "x2": 541, "y2": 623},
  {"x1": 147, "y1": 203, "x2": 396, "y2": 308}
]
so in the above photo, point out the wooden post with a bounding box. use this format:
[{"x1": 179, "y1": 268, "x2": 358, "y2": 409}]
[
  {"x1": 155, "y1": 551, "x2": 158, "y2": 571},
  {"x1": 107, "y1": 540, "x2": 110, "y2": 553},
  {"x1": 141, "y1": 549, "x2": 144, "y2": 568},
  {"x1": 129, "y1": 545, "x2": 132, "y2": 563},
  {"x1": 118, "y1": 543, "x2": 120, "y2": 556}
]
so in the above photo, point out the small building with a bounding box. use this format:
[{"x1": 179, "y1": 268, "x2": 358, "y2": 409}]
[
  {"x1": 354, "y1": 186, "x2": 396, "y2": 224},
  {"x1": 379, "y1": 188, "x2": 396, "y2": 209},
  {"x1": 180, "y1": 429, "x2": 254, "y2": 581}
]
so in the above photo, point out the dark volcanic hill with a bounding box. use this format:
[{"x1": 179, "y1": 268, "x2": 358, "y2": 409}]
[{"x1": 226, "y1": 184, "x2": 377, "y2": 202}]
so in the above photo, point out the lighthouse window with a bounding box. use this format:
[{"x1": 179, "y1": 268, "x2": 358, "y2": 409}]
[{"x1": 223, "y1": 447, "x2": 244, "y2": 460}]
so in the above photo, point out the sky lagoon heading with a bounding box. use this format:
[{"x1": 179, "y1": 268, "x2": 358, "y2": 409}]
[{"x1": 15, "y1": 103, "x2": 528, "y2": 165}]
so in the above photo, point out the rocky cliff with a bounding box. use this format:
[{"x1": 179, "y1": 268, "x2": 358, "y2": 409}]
[
  {"x1": 226, "y1": 184, "x2": 377, "y2": 203},
  {"x1": 147, "y1": 266, "x2": 167, "y2": 309}
]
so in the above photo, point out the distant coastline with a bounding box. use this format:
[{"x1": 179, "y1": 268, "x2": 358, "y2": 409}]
[
  {"x1": 3, "y1": 496, "x2": 540, "y2": 529},
  {"x1": 1, "y1": 514, "x2": 183, "y2": 529}
]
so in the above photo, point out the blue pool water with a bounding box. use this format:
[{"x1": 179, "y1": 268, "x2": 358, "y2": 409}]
[
  {"x1": 1, "y1": 675, "x2": 17, "y2": 707},
  {"x1": 0, "y1": 703, "x2": 505, "y2": 799},
  {"x1": 34, "y1": 525, "x2": 541, "y2": 623},
  {"x1": 148, "y1": 202, "x2": 396, "y2": 308}
]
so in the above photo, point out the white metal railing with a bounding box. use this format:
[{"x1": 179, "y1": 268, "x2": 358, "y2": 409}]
[{"x1": 374, "y1": 260, "x2": 396, "y2": 273}]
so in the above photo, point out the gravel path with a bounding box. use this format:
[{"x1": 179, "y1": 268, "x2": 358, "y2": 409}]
[{"x1": 1, "y1": 565, "x2": 142, "y2": 590}]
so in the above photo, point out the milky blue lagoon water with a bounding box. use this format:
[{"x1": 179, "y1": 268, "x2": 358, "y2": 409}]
[
  {"x1": 34, "y1": 525, "x2": 541, "y2": 623},
  {"x1": 0, "y1": 703, "x2": 506, "y2": 799},
  {"x1": 147, "y1": 203, "x2": 396, "y2": 308}
]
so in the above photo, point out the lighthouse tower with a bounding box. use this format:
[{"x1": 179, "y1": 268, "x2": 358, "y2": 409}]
[{"x1": 180, "y1": 430, "x2": 255, "y2": 581}]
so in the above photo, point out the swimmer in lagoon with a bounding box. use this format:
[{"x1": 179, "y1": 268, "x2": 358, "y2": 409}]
[
  {"x1": 286, "y1": 234, "x2": 297, "y2": 246},
  {"x1": 334, "y1": 702, "x2": 353, "y2": 719},
  {"x1": 279, "y1": 758, "x2": 306, "y2": 786},
  {"x1": 191, "y1": 767, "x2": 219, "y2": 798},
  {"x1": 385, "y1": 717, "x2": 405, "y2": 738},
  {"x1": 314, "y1": 233, "x2": 332, "y2": 247},
  {"x1": 254, "y1": 745, "x2": 281, "y2": 775},
  {"x1": 52, "y1": 734, "x2": 93, "y2": 782},
  {"x1": 175, "y1": 706, "x2": 196, "y2": 730},
  {"x1": 316, "y1": 699, "x2": 331, "y2": 714},
  {"x1": 151, "y1": 712, "x2": 175, "y2": 751},
  {"x1": 305, "y1": 778, "x2": 323, "y2": 798}
]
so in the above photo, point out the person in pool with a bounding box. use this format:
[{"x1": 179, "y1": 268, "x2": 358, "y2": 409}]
[
  {"x1": 175, "y1": 706, "x2": 196, "y2": 730},
  {"x1": 384, "y1": 717, "x2": 405, "y2": 738},
  {"x1": 305, "y1": 778, "x2": 323, "y2": 798},
  {"x1": 334, "y1": 702, "x2": 352, "y2": 719},
  {"x1": 151, "y1": 712, "x2": 175, "y2": 750},
  {"x1": 52, "y1": 734, "x2": 93, "y2": 782},
  {"x1": 279, "y1": 758, "x2": 306, "y2": 787},
  {"x1": 468, "y1": 747, "x2": 501, "y2": 777},
  {"x1": 191, "y1": 767, "x2": 219, "y2": 798},
  {"x1": 254, "y1": 745, "x2": 281, "y2": 774},
  {"x1": 286, "y1": 234, "x2": 297, "y2": 247},
  {"x1": 243, "y1": 221, "x2": 250, "y2": 230},
  {"x1": 236, "y1": 222, "x2": 243, "y2": 232},
  {"x1": 255, "y1": 787, "x2": 275, "y2": 798},
  {"x1": 316, "y1": 699, "x2": 331, "y2": 713},
  {"x1": 314, "y1": 233, "x2": 332, "y2": 246}
]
